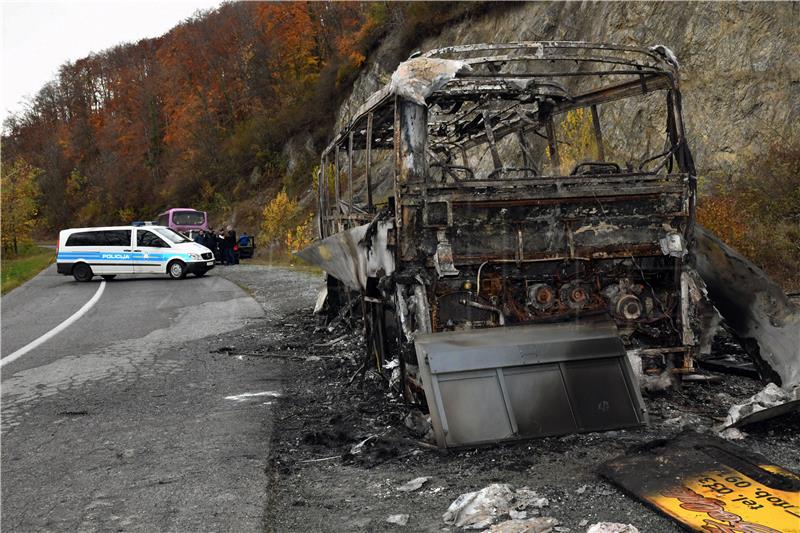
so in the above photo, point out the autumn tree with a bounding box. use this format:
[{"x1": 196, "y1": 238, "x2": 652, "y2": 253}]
[
  {"x1": 697, "y1": 141, "x2": 800, "y2": 288},
  {"x1": 260, "y1": 190, "x2": 298, "y2": 247},
  {"x1": 547, "y1": 108, "x2": 597, "y2": 174},
  {"x1": 0, "y1": 2, "x2": 480, "y2": 233},
  {"x1": 1, "y1": 158, "x2": 43, "y2": 255},
  {"x1": 286, "y1": 213, "x2": 315, "y2": 257}
]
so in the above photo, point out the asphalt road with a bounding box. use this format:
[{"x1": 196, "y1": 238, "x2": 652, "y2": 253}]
[{"x1": 0, "y1": 264, "x2": 317, "y2": 532}]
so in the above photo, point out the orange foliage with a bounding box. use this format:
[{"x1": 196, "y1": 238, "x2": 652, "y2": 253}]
[
  {"x1": 696, "y1": 195, "x2": 754, "y2": 257},
  {"x1": 2, "y1": 2, "x2": 484, "y2": 232},
  {"x1": 696, "y1": 141, "x2": 800, "y2": 289}
]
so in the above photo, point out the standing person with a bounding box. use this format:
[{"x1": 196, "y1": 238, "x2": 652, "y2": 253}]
[
  {"x1": 218, "y1": 227, "x2": 230, "y2": 265},
  {"x1": 216, "y1": 228, "x2": 224, "y2": 263},
  {"x1": 206, "y1": 230, "x2": 218, "y2": 263},
  {"x1": 194, "y1": 229, "x2": 206, "y2": 247},
  {"x1": 225, "y1": 225, "x2": 237, "y2": 265}
]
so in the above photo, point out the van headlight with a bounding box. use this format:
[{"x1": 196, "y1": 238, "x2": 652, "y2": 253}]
[{"x1": 189, "y1": 253, "x2": 202, "y2": 260}]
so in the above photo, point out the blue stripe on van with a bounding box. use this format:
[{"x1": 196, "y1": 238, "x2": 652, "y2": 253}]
[{"x1": 57, "y1": 251, "x2": 192, "y2": 262}]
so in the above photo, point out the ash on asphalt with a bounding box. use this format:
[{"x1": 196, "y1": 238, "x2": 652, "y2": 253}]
[{"x1": 219, "y1": 266, "x2": 800, "y2": 533}]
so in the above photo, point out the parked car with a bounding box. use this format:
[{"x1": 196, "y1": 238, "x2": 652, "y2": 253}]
[
  {"x1": 237, "y1": 235, "x2": 256, "y2": 259},
  {"x1": 56, "y1": 225, "x2": 215, "y2": 281}
]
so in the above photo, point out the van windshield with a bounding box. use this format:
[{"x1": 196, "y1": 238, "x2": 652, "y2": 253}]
[{"x1": 153, "y1": 227, "x2": 191, "y2": 244}]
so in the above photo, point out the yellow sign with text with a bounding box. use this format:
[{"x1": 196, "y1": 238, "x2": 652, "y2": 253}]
[{"x1": 648, "y1": 465, "x2": 800, "y2": 532}]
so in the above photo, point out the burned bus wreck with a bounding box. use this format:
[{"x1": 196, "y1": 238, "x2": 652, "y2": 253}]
[{"x1": 299, "y1": 42, "x2": 702, "y2": 448}]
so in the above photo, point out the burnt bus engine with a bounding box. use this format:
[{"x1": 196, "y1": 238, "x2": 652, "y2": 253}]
[{"x1": 434, "y1": 258, "x2": 683, "y2": 351}]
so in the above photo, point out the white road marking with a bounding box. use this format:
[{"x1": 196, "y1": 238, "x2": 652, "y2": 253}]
[
  {"x1": 1, "y1": 281, "x2": 106, "y2": 368},
  {"x1": 224, "y1": 391, "x2": 282, "y2": 401}
]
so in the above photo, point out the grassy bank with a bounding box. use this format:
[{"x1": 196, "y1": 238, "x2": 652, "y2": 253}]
[{"x1": 1, "y1": 245, "x2": 55, "y2": 294}]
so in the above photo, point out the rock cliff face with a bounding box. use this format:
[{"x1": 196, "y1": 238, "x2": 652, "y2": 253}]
[{"x1": 334, "y1": 2, "x2": 799, "y2": 183}]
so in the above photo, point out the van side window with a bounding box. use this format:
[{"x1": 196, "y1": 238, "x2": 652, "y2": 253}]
[
  {"x1": 66, "y1": 231, "x2": 102, "y2": 246},
  {"x1": 105, "y1": 230, "x2": 131, "y2": 246},
  {"x1": 137, "y1": 230, "x2": 168, "y2": 248},
  {"x1": 66, "y1": 230, "x2": 132, "y2": 247}
]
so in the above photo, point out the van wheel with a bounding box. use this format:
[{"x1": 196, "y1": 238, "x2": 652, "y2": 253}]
[
  {"x1": 73, "y1": 264, "x2": 94, "y2": 282},
  {"x1": 167, "y1": 260, "x2": 186, "y2": 279},
  {"x1": 101, "y1": 275, "x2": 116, "y2": 281}
]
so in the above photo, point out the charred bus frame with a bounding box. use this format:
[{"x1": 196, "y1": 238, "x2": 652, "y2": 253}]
[{"x1": 303, "y1": 42, "x2": 700, "y2": 446}]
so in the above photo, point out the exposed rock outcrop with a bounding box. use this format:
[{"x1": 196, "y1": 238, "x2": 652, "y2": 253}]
[{"x1": 334, "y1": 2, "x2": 800, "y2": 183}]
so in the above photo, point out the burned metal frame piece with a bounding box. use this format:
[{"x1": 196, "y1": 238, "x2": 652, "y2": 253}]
[
  {"x1": 415, "y1": 318, "x2": 647, "y2": 448},
  {"x1": 301, "y1": 42, "x2": 701, "y2": 447},
  {"x1": 692, "y1": 226, "x2": 800, "y2": 388}
]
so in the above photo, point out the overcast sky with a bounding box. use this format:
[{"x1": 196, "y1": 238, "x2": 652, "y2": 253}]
[{"x1": 2, "y1": 0, "x2": 223, "y2": 123}]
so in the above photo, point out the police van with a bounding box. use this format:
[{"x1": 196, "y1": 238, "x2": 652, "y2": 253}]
[{"x1": 56, "y1": 225, "x2": 215, "y2": 281}]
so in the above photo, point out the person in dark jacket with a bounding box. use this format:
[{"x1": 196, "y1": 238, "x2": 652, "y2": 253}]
[
  {"x1": 194, "y1": 229, "x2": 207, "y2": 248},
  {"x1": 224, "y1": 226, "x2": 237, "y2": 265},
  {"x1": 211, "y1": 228, "x2": 225, "y2": 265}
]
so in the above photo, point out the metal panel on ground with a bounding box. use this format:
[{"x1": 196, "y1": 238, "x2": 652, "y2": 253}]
[{"x1": 414, "y1": 318, "x2": 647, "y2": 448}]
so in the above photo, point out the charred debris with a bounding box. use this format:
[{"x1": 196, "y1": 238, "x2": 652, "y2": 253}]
[{"x1": 297, "y1": 42, "x2": 800, "y2": 449}]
